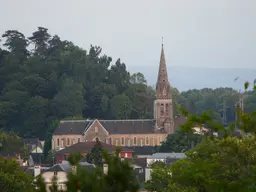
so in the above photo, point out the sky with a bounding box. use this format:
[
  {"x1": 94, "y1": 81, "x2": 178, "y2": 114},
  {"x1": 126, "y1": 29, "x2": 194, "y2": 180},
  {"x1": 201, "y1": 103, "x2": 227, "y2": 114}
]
[{"x1": 1, "y1": 0, "x2": 256, "y2": 73}]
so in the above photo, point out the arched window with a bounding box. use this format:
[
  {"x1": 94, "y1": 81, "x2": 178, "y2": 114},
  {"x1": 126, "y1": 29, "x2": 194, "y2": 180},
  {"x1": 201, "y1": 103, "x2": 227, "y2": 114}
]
[
  {"x1": 121, "y1": 137, "x2": 124, "y2": 146},
  {"x1": 166, "y1": 104, "x2": 169, "y2": 115},
  {"x1": 133, "y1": 137, "x2": 137, "y2": 145},
  {"x1": 57, "y1": 138, "x2": 60, "y2": 146},
  {"x1": 67, "y1": 138, "x2": 70, "y2": 145},
  {"x1": 109, "y1": 137, "x2": 112, "y2": 145},
  {"x1": 61, "y1": 139, "x2": 64, "y2": 147},
  {"x1": 160, "y1": 104, "x2": 164, "y2": 116},
  {"x1": 163, "y1": 87, "x2": 166, "y2": 95},
  {"x1": 93, "y1": 137, "x2": 100, "y2": 142},
  {"x1": 146, "y1": 137, "x2": 149, "y2": 145}
]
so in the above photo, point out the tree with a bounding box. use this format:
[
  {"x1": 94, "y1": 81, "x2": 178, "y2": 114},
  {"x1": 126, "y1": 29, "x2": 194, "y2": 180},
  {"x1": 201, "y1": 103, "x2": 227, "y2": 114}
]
[
  {"x1": 0, "y1": 158, "x2": 35, "y2": 192},
  {"x1": 86, "y1": 138, "x2": 104, "y2": 167},
  {"x1": 2, "y1": 30, "x2": 29, "y2": 60},
  {"x1": 28, "y1": 27, "x2": 51, "y2": 57},
  {"x1": 147, "y1": 81, "x2": 256, "y2": 192},
  {"x1": 110, "y1": 94, "x2": 132, "y2": 119},
  {"x1": 0, "y1": 131, "x2": 28, "y2": 159},
  {"x1": 36, "y1": 150, "x2": 139, "y2": 192},
  {"x1": 145, "y1": 163, "x2": 173, "y2": 192},
  {"x1": 130, "y1": 72, "x2": 147, "y2": 84},
  {"x1": 158, "y1": 131, "x2": 203, "y2": 153},
  {"x1": 168, "y1": 136, "x2": 256, "y2": 191}
]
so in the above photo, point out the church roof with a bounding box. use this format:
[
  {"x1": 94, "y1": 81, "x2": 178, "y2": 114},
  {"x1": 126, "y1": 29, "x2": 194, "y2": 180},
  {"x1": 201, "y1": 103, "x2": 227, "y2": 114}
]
[
  {"x1": 53, "y1": 119, "x2": 156, "y2": 135},
  {"x1": 54, "y1": 120, "x2": 92, "y2": 135},
  {"x1": 53, "y1": 117, "x2": 186, "y2": 136},
  {"x1": 99, "y1": 119, "x2": 155, "y2": 134}
]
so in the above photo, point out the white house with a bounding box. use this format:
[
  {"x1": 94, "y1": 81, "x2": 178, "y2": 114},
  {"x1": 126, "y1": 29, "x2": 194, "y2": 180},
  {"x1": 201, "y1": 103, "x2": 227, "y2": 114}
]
[
  {"x1": 145, "y1": 152, "x2": 186, "y2": 181},
  {"x1": 34, "y1": 161, "x2": 95, "y2": 192}
]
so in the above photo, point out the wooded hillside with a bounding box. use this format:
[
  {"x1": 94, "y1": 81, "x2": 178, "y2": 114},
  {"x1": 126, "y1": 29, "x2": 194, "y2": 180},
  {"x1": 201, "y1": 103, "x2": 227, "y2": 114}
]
[{"x1": 0, "y1": 27, "x2": 255, "y2": 139}]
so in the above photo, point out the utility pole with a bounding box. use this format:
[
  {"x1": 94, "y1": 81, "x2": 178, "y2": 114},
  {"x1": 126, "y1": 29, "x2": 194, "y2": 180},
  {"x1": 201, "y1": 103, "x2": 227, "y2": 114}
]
[
  {"x1": 222, "y1": 100, "x2": 227, "y2": 126},
  {"x1": 235, "y1": 90, "x2": 244, "y2": 130},
  {"x1": 220, "y1": 100, "x2": 227, "y2": 126}
]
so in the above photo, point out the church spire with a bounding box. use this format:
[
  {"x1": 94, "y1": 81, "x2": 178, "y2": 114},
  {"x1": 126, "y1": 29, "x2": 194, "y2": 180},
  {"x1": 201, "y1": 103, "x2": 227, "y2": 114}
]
[
  {"x1": 156, "y1": 43, "x2": 171, "y2": 99},
  {"x1": 157, "y1": 43, "x2": 169, "y2": 84},
  {"x1": 154, "y1": 43, "x2": 174, "y2": 134}
]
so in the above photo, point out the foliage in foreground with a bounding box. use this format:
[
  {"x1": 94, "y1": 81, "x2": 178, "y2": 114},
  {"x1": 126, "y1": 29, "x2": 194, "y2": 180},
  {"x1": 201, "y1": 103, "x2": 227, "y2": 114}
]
[
  {"x1": 145, "y1": 80, "x2": 256, "y2": 192},
  {"x1": 0, "y1": 158, "x2": 35, "y2": 192},
  {"x1": 35, "y1": 150, "x2": 139, "y2": 192}
]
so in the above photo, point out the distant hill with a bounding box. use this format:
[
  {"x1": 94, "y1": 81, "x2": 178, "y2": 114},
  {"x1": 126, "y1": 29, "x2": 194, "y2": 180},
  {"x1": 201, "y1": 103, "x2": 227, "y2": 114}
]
[{"x1": 129, "y1": 66, "x2": 256, "y2": 91}]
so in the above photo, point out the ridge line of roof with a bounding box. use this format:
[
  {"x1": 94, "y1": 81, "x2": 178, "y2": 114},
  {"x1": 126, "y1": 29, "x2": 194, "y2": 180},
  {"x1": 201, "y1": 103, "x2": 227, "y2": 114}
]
[{"x1": 60, "y1": 119, "x2": 155, "y2": 123}]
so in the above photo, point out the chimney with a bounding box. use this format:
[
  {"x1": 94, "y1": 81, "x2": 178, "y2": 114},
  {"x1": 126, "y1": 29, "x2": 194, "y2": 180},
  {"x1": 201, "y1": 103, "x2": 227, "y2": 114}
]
[
  {"x1": 34, "y1": 165, "x2": 41, "y2": 177},
  {"x1": 71, "y1": 166, "x2": 77, "y2": 175},
  {"x1": 103, "y1": 164, "x2": 108, "y2": 175}
]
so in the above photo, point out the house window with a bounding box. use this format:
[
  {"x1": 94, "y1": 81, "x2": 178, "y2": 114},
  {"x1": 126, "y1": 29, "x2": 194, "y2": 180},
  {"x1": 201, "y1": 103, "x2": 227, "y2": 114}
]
[
  {"x1": 109, "y1": 137, "x2": 112, "y2": 145},
  {"x1": 57, "y1": 138, "x2": 60, "y2": 146},
  {"x1": 121, "y1": 137, "x2": 124, "y2": 146},
  {"x1": 146, "y1": 137, "x2": 149, "y2": 145},
  {"x1": 54, "y1": 171, "x2": 58, "y2": 176},
  {"x1": 95, "y1": 126, "x2": 98, "y2": 133},
  {"x1": 133, "y1": 137, "x2": 137, "y2": 145},
  {"x1": 67, "y1": 138, "x2": 70, "y2": 145},
  {"x1": 160, "y1": 104, "x2": 164, "y2": 116},
  {"x1": 125, "y1": 153, "x2": 128, "y2": 158}
]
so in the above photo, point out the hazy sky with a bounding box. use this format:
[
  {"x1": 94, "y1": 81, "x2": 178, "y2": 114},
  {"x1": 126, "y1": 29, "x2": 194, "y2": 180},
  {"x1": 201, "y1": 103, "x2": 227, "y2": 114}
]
[{"x1": 1, "y1": 0, "x2": 256, "y2": 71}]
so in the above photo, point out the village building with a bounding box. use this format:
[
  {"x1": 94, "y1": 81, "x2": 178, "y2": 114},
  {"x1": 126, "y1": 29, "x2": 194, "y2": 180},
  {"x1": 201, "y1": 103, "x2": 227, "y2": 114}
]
[
  {"x1": 55, "y1": 141, "x2": 134, "y2": 163},
  {"x1": 52, "y1": 44, "x2": 187, "y2": 151}
]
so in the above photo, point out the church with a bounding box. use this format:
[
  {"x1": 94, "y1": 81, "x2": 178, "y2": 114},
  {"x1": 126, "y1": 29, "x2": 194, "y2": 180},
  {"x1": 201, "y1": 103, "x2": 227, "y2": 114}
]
[{"x1": 52, "y1": 44, "x2": 186, "y2": 150}]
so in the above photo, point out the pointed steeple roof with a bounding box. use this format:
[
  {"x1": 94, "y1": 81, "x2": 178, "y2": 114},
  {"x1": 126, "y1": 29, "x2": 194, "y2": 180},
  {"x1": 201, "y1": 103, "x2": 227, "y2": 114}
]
[
  {"x1": 157, "y1": 44, "x2": 169, "y2": 83},
  {"x1": 156, "y1": 43, "x2": 172, "y2": 99}
]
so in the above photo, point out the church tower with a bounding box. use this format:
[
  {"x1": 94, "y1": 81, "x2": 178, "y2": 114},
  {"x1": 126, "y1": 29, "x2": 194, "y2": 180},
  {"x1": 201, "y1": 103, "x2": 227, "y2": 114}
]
[{"x1": 154, "y1": 44, "x2": 174, "y2": 134}]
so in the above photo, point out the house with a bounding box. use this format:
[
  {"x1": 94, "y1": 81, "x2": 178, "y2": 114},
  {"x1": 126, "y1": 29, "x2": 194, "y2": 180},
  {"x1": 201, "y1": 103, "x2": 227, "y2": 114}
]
[
  {"x1": 52, "y1": 45, "x2": 188, "y2": 152},
  {"x1": 35, "y1": 161, "x2": 95, "y2": 191},
  {"x1": 24, "y1": 138, "x2": 44, "y2": 165},
  {"x1": 145, "y1": 152, "x2": 186, "y2": 181},
  {"x1": 55, "y1": 141, "x2": 134, "y2": 163},
  {"x1": 146, "y1": 152, "x2": 186, "y2": 167}
]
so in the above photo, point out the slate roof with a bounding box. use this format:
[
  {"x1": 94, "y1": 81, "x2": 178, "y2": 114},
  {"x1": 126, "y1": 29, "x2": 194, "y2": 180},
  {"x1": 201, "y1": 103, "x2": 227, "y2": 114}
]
[
  {"x1": 54, "y1": 120, "x2": 92, "y2": 135},
  {"x1": 56, "y1": 142, "x2": 133, "y2": 155},
  {"x1": 53, "y1": 116, "x2": 187, "y2": 136},
  {"x1": 42, "y1": 161, "x2": 95, "y2": 174},
  {"x1": 23, "y1": 138, "x2": 43, "y2": 152},
  {"x1": 124, "y1": 146, "x2": 157, "y2": 155},
  {"x1": 100, "y1": 119, "x2": 155, "y2": 134},
  {"x1": 150, "y1": 152, "x2": 186, "y2": 159}
]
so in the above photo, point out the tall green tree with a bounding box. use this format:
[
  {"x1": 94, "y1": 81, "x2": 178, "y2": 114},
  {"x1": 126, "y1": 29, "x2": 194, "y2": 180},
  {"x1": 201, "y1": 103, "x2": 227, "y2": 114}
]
[{"x1": 0, "y1": 158, "x2": 35, "y2": 192}]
